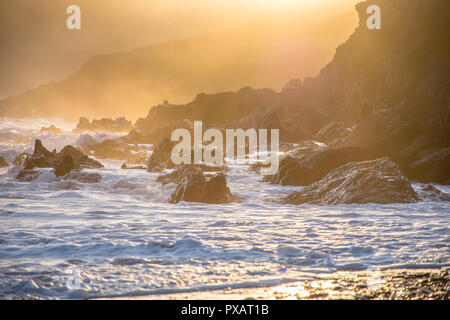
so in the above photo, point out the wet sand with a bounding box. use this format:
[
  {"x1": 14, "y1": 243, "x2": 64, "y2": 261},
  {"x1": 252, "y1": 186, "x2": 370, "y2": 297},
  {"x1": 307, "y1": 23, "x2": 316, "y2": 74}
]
[{"x1": 99, "y1": 268, "x2": 449, "y2": 300}]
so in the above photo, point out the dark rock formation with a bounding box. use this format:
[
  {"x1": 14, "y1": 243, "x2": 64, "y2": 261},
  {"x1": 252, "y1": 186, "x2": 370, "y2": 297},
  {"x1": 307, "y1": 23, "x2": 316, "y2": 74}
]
[
  {"x1": 24, "y1": 140, "x2": 57, "y2": 169},
  {"x1": 266, "y1": 146, "x2": 375, "y2": 186},
  {"x1": 59, "y1": 145, "x2": 103, "y2": 169},
  {"x1": 17, "y1": 140, "x2": 103, "y2": 181},
  {"x1": 54, "y1": 155, "x2": 75, "y2": 177},
  {"x1": 146, "y1": 138, "x2": 176, "y2": 172},
  {"x1": 169, "y1": 172, "x2": 238, "y2": 204},
  {"x1": 73, "y1": 117, "x2": 134, "y2": 133},
  {"x1": 0, "y1": 156, "x2": 8, "y2": 167},
  {"x1": 281, "y1": 158, "x2": 420, "y2": 205}
]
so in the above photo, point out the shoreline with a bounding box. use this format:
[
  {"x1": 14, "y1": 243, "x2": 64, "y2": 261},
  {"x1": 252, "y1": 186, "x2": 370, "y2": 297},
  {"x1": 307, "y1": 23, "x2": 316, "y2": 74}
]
[{"x1": 96, "y1": 268, "x2": 449, "y2": 300}]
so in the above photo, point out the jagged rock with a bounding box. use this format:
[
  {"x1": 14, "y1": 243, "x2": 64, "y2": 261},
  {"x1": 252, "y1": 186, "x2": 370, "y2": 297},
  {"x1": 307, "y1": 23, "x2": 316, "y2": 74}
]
[
  {"x1": 169, "y1": 172, "x2": 238, "y2": 204},
  {"x1": 265, "y1": 146, "x2": 375, "y2": 186},
  {"x1": 24, "y1": 140, "x2": 57, "y2": 169},
  {"x1": 54, "y1": 155, "x2": 75, "y2": 177},
  {"x1": 281, "y1": 158, "x2": 420, "y2": 205},
  {"x1": 59, "y1": 145, "x2": 103, "y2": 169},
  {"x1": 417, "y1": 184, "x2": 450, "y2": 202},
  {"x1": 19, "y1": 140, "x2": 103, "y2": 177},
  {"x1": 146, "y1": 138, "x2": 176, "y2": 172},
  {"x1": 405, "y1": 148, "x2": 450, "y2": 184},
  {"x1": 0, "y1": 156, "x2": 8, "y2": 167},
  {"x1": 13, "y1": 153, "x2": 29, "y2": 166},
  {"x1": 62, "y1": 171, "x2": 102, "y2": 183}
]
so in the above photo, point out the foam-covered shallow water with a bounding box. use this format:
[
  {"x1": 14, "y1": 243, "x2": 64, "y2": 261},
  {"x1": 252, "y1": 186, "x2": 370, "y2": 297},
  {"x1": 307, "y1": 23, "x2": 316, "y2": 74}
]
[{"x1": 0, "y1": 118, "x2": 449, "y2": 299}]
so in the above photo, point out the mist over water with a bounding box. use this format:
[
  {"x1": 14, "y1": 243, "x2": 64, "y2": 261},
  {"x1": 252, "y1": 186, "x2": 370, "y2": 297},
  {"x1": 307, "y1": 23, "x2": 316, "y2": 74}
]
[{"x1": 0, "y1": 118, "x2": 448, "y2": 299}]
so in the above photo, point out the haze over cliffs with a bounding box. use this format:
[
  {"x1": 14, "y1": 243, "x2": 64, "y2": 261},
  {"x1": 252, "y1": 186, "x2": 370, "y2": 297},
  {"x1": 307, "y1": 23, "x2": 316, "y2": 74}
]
[
  {"x1": 0, "y1": 11, "x2": 358, "y2": 120},
  {"x1": 132, "y1": 0, "x2": 449, "y2": 183}
]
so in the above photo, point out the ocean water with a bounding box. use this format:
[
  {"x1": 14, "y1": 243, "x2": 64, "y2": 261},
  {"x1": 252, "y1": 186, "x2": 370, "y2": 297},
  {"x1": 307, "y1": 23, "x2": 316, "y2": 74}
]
[{"x1": 0, "y1": 117, "x2": 449, "y2": 299}]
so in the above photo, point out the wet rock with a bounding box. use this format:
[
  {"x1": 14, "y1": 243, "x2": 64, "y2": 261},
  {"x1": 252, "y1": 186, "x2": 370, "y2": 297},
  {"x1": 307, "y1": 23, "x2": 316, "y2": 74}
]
[
  {"x1": 13, "y1": 153, "x2": 29, "y2": 166},
  {"x1": 15, "y1": 140, "x2": 103, "y2": 181},
  {"x1": 24, "y1": 140, "x2": 57, "y2": 169},
  {"x1": 281, "y1": 157, "x2": 420, "y2": 205},
  {"x1": 146, "y1": 138, "x2": 176, "y2": 172},
  {"x1": 405, "y1": 148, "x2": 450, "y2": 184},
  {"x1": 416, "y1": 184, "x2": 450, "y2": 202},
  {"x1": 59, "y1": 145, "x2": 103, "y2": 169},
  {"x1": 0, "y1": 156, "x2": 8, "y2": 167},
  {"x1": 266, "y1": 146, "x2": 374, "y2": 186},
  {"x1": 169, "y1": 172, "x2": 238, "y2": 204},
  {"x1": 54, "y1": 155, "x2": 75, "y2": 177}
]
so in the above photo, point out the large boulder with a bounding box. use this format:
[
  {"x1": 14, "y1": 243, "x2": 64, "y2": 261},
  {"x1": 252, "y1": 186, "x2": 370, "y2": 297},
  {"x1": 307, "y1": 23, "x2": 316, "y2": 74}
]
[
  {"x1": 0, "y1": 156, "x2": 8, "y2": 167},
  {"x1": 54, "y1": 155, "x2": 75, "y2": 177},
  {"x1": 265, "y1": 146, "x2": 375, "y2": 186},
  {"x1": 59, "y1": 145, "x2": 103, "y2": 169},
  {"x1": 169, "y1": 172, "x2": 238, "y2": 204},
  {"x1": 281, "y1": 157, "x2": 420, "y2": 205}
]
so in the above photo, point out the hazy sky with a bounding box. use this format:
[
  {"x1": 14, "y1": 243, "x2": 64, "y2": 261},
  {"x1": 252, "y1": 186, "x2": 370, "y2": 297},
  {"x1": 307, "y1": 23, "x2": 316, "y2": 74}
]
[{"x1": 0, "y1": 0, "x2": 359, "y2": 99}]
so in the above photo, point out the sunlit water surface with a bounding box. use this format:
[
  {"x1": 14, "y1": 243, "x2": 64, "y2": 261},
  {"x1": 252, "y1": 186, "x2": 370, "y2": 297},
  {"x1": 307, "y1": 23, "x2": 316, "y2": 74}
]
[{"x1": 0, "y1": 118, "x2": 449, "y2": 299}]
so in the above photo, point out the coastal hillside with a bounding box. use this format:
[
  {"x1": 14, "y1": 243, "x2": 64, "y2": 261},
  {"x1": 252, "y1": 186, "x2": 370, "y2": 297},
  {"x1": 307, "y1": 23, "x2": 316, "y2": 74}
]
[
  {"x1": 0, "y1": 12, "x2": 357, "y2": 120},
  {"x1": 134, "y1": 0, "x2": 449, "y2": 183}
]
